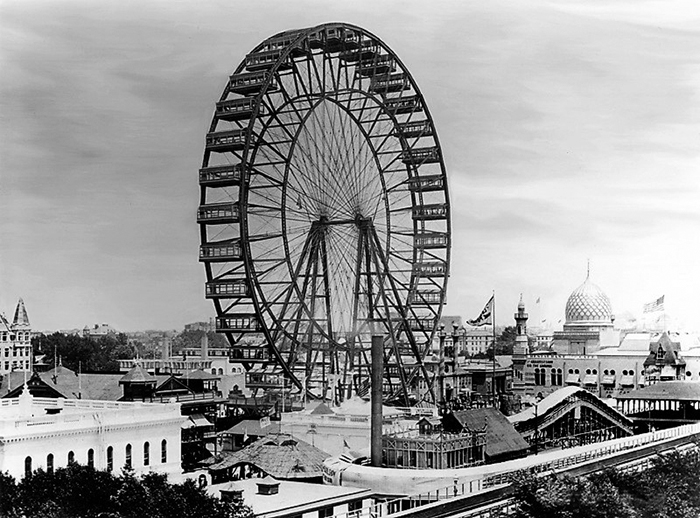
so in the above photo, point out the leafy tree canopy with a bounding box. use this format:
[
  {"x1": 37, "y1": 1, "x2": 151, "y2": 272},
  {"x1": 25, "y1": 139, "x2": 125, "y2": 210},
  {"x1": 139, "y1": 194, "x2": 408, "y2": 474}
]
[
  {"x1": 511, "y1": 449, "x2": 700, "y2": 518},
  {"x1": 1, "y1": 464, "x2": 253, "y2": 518},
  {"x1": 32, "y1": 332, "x2": 136, "y2": 373}
]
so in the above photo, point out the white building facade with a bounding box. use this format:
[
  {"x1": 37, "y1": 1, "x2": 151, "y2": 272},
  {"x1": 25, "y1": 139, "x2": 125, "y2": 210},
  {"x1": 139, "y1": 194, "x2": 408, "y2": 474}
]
[{"x1": 0, "y1": 389, "x2": 184, "y2": 480}]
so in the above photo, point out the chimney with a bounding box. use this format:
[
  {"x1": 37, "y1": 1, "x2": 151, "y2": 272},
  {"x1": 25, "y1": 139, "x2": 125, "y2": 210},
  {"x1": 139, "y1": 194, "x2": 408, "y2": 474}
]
[
  {"x1": 256, "y1": 476, "x2": 280, "y2": 495},
  {"x1": 201, "y1": 332, "x2": 208, "y2": 360},
  {"x1": 370, "y1": 326, "x2": 384, "y2": 468}
]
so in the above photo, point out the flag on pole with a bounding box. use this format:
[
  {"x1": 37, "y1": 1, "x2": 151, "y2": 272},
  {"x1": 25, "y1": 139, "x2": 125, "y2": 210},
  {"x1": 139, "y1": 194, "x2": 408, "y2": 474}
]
[
  {"x1": 467, "y1": 296, "x2": 494, "y2": 327},
  {"x1": 643, "y1": 295, "x2": 665, "y2": 313}
]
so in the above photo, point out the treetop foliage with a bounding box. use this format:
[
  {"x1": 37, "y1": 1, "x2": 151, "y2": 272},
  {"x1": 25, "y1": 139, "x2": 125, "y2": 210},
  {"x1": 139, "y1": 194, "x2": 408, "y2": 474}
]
[
  {"x1": 0, "y1": 464, "x2": 253, "y2": 518},
  {"x1": 510, "y1": 449, "x2": 700, "y2": 518},
  {"x1": 32, "y1": 332, "x2": 136, "y2": 373}
]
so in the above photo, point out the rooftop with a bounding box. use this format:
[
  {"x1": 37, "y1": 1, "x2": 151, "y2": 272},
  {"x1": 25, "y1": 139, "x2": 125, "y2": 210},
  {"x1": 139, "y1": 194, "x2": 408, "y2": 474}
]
[
  {"x1": 208, "y1": 433, "x2": 330, "y2": 480},
  {"x1": 206, "y1": 478, "x2": 371, "y2": 518},
  {"x1": 450, "y1": 407, "x2": 529, "y2": 459},
  {"x1": 0, "y1": 390, "x2": 183, "y2": 438},
  {"x1": 616, "y1": 381, "x2": 700, "y2": 401}
]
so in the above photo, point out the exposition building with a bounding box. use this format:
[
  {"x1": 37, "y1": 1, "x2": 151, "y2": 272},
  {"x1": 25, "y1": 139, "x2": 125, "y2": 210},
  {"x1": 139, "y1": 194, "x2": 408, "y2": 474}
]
[
  {"x1": 0, "y1": 386, "x2": 184, "y2": 480},
  {"x1": 512, "y1": 273, "x2": 700, "y2": 401}
]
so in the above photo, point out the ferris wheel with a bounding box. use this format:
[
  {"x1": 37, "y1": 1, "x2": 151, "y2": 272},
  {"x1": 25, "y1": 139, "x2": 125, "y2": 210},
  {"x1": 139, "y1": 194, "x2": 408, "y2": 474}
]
[{"x1": 198, "y1": 23, "x2": 451, "y2": 405}]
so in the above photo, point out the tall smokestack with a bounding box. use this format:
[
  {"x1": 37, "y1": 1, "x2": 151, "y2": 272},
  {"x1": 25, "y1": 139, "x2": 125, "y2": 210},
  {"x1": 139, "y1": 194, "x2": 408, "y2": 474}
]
[
  {"x1": 201, "y1": 332, "x2": 208, "y2": 361},
  {"x1": 370, "y1": 331, "x2": 384, "y2": 467}
]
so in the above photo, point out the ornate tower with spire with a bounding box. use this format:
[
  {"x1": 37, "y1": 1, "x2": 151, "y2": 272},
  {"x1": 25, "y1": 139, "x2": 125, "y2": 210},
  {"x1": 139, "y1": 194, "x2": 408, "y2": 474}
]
[
  {"x1": 513, "y1": 295, "x2": 529, "y2": 356},
  {"x1": 0, "y1": 298, "x2": 32, "y2": 375}
]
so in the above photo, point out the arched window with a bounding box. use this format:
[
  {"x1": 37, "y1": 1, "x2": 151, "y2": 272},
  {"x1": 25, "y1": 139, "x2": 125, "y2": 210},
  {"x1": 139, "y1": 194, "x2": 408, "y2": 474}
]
[
  {"x1": 25, "y1": 456, "x2": 32, "y2": 477},
  {"x1": 218, "y1": 368, "x2": 224, "y2": 375},
  {"x1": 211, "y1": 368, "x2": 216, "y2": 375},
  {"x1": 125, "y1": 444, "x2": 132, "y2": 468},
  {"x1": 47, "y1": 453, "x2": 54, "y2": 474},
  {"x1": 557, "y1": 369, "x2": 563, "y2": 385},
  {"x1": 88, "y1": 449, "x2": 94, "y2": 468},
  {"x1": 161, "y1": 439, "x2": 167, "y2": 463},
  {"x1": 550, "y1": 368, "x2": 556, "y2": 386},
  {"x1": 107, "y1": 446, "x2": 113, "y2": 472},
  {"x1": 68, "y1": 451, "x2": 75, "y2": 464},
  {"x1": 144, "y1": 442, "x2": 150, "y2": 466}
]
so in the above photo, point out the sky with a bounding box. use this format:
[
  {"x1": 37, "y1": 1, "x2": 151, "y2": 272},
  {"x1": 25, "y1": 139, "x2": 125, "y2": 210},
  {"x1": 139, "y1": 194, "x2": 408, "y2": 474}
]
[{"x1": 1, "y1": 0, "x2": 699, "y2": 332}]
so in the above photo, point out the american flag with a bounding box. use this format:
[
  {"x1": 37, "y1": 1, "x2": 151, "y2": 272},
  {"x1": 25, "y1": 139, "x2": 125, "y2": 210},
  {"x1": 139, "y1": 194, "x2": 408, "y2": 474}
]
[{"x1": 643, "y1": 295, "x2": 665, "y2": 313}]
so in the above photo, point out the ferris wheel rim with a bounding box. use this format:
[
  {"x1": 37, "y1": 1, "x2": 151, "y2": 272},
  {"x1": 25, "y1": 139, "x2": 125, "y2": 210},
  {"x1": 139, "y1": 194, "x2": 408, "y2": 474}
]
[{"x1": 199, "y1": 22, "x2": 452, "y2": 403}]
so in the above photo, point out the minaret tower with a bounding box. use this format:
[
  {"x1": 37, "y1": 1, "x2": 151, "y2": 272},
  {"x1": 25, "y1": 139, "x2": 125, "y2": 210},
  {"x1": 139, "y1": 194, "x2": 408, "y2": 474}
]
[{"x1": 513, "y1": 294, "x2": 529, "y2": 356}]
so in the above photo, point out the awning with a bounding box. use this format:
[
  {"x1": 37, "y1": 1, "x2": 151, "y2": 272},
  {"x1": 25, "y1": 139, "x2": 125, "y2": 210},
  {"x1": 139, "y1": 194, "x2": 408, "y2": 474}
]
[
  {"x1": 182, "y1": 414, "x2": 212, "y2": 429},
  {"x1": 583, "y1": 374, "x2": 598, "y2": 385},
  {"x1": 565, "y1": 374, "x2": 580, "y2": 384},
  {"x1": 620, "y1": 375, "x2": 635, "y2": 387},
  {"x1": 601, "y1": 375, "x2": 616, "y2": 385}
]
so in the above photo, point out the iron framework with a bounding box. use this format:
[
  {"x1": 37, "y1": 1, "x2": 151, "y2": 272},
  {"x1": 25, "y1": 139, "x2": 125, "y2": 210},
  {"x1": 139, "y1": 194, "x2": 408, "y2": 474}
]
[{"x1": 198, "y1": 23, "x2": 451, "y2": 404}]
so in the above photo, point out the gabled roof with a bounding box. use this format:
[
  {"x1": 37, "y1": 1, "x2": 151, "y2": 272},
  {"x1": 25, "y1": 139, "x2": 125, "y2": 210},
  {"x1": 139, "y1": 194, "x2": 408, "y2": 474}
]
[
  {"x1": 4, "y1": 372, "x2": 66, "y2": 399},
  {"x1": 224, "y1": 419, "x2": 281, "y2": 436},
  {"x1": 0, "y1": 314, "x2": 12, "y2": 332},
  {"x1": 310, "y1": 402, "x2": 334, "y2": 415},
  {"x1": 208, "y1": 433, "x2": 329, "y2": 479},
  {"x1": 154, "y1": 375, "x2": 192, "y2": 395},
  {"x1": 2, "y1": 369, "x2": 124, "y2": 401},
  {"x1": 119, "y1": 363, "x2": 157, "y2": 384},
  {"x1": 450, "y1": 408, "x2": 529, "y2": 459}
]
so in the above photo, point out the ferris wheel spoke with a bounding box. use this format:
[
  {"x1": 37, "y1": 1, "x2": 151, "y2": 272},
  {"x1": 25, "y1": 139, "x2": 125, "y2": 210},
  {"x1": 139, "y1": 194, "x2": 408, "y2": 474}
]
[{"x1": 201, "y1": 24, "x2": 449, "y2": 403}]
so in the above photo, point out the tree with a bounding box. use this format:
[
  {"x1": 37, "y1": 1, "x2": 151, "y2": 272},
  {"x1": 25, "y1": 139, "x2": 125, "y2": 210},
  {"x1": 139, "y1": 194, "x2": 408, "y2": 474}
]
[
  {"x1": 511, "y1": 470, "x2": 636, "y2": 518},
  {"x1": 32, "y1": 332, "x2": 136, "y2": 373},
  {"x1": 510, "y1": 449, "x2": 700, "y2": 518},
  {"x1": 1, "y1": 464, "x2": 253, "y2": 518}
]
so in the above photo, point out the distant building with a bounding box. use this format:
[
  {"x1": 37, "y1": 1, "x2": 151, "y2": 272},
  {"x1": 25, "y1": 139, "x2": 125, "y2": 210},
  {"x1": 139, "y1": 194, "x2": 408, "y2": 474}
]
[
  {"x1": 83, "y1": 323, "x2": 118, "y2": 339},
  {"x1": 512, "y1": 271, "x2": 700, "y2": 401},
  {"x1": 462, "y1": 328, "x2": 492, "y2": 356},
  {"x1": 0, "y1": 387, "x2": 184, "y2": 480},
  {"x1": 184, "y1": 320, "x2": 215, "y2": 333},
  {"x1": 0, "y1": 299, "x2": 32, "y2": 375}
]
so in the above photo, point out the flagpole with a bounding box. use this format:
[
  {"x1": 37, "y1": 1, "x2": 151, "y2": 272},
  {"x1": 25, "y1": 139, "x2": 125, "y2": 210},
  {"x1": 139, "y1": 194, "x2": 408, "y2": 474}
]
[{"x1": 492, "y1": 290, "x2": 496, "y2": 408}]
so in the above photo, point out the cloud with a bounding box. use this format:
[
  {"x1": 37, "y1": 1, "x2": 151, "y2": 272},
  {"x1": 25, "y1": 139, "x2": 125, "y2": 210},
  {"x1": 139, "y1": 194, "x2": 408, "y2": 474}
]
[{"x1": 1, "y1": 0, "x2": 699, "y2": 331}]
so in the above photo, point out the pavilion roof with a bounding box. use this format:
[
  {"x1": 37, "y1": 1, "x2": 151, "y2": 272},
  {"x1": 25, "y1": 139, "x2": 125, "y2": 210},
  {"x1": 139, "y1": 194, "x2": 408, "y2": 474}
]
[
  {"x1": 119, "y1": 363, "x2": 156, "y2": 384},
  {"x1": 208, "y1": 433, "x2": 329, "y2": 479}
]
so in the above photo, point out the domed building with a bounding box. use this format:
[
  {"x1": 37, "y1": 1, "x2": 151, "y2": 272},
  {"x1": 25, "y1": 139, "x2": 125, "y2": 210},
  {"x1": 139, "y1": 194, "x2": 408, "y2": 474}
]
[{"x1": 551, "y1": 271, "x2": 620, "y2": 355}]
